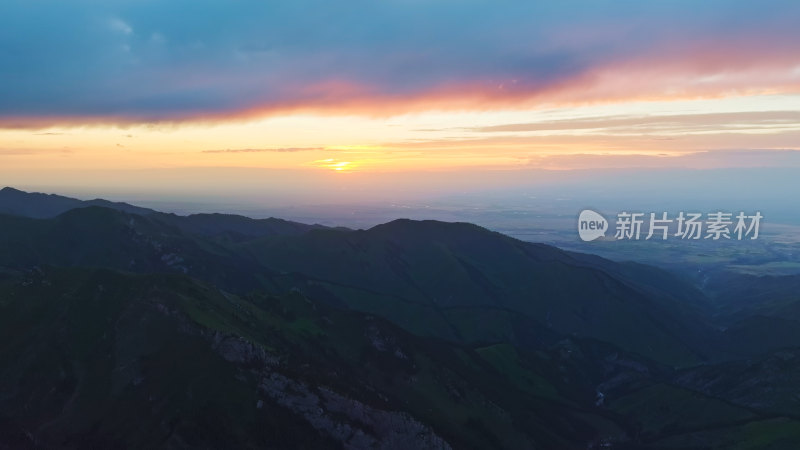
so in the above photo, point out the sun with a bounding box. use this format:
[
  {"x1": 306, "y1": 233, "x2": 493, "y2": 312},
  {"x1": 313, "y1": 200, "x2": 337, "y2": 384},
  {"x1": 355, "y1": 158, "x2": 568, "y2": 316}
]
[{"x1": 311, "y1": 159, "x2": 356, "y2": 172}]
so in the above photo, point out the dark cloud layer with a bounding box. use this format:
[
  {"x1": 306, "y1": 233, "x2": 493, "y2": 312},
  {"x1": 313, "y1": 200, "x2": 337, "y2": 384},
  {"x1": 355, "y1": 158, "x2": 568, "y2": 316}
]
[{"x1": 1, "y1": 0, "x2": 799, "y2": 125}]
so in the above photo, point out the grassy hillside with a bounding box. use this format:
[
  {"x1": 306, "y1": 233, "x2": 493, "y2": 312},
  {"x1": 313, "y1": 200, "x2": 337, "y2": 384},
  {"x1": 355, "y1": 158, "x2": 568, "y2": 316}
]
[
  {"x1": 0, "y1": 266, "x2": 634, "y2": 448},
  {"x1": 244, "y1": 219, "x2": 712, "y2": 365},
  {"x1": 1, "y1": 193, "x2": 800, "y2": 448}
]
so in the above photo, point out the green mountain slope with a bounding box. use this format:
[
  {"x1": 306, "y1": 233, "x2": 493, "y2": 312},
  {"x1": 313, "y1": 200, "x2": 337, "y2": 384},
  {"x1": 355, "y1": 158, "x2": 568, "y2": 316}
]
[
  {"x1": 0, "y1": 266, "x2": 640, "y2": 449},
  {"x1": 0, "y1": 207, "x2": 715, "y2": 366},
  {"x1": 1, "y1": 265, "x2": 795, "y2": 449},
  {"x1": 0, "y1": 207, "x2": 268, "y2": 291},
  {"x1": 244, "y1": 219, "x2": 712, "y2": 365},
  {"x1": 2, "y1": 191, "x2": 799, "y2": 448}
]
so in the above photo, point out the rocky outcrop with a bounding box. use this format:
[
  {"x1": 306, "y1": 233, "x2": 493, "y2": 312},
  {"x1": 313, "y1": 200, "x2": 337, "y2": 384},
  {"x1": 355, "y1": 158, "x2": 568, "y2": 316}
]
[
  {"x1": 207, "y1": 330, "x2": 450, "y2": 449},
  {"x1": 211, "y1": 332, "x2": 280, "y2": 368},
  {"x1": 259, "y1": 372, "x2": 451, "y2": 450}
]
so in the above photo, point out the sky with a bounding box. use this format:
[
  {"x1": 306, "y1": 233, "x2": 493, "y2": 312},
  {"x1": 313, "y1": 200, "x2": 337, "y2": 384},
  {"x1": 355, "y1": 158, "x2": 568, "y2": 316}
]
[{"x1": 1, "y1": 0, "x2": 800, "y2": 216}]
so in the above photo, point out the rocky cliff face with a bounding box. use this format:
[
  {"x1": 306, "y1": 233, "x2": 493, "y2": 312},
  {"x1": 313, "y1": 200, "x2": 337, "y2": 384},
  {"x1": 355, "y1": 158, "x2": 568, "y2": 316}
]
[
  {"x1": 259, "y1": 372, "x2": 451, "y2": 450},
  {"x1": 207, "y1": 329, "x2": 451, "y2": 449}
]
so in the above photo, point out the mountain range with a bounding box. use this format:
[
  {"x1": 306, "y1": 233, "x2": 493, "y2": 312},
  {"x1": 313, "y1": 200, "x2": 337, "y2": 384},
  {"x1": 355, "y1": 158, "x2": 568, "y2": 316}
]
[{"x1": 2, "y1": 187, "x2": 799, "y2": 449}]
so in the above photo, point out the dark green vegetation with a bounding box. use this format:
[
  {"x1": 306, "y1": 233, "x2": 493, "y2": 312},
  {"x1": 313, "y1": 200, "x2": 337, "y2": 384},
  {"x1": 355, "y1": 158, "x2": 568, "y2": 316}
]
[{"x1": 1, "y1": 188, "x2": 800, "y2": 449}]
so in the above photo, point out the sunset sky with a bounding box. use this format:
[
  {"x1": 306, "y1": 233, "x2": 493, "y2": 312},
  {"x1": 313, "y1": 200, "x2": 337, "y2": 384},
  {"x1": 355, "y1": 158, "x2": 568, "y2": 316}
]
[{"x1": 2, "y1": 0, "x2": 800, "y2": 209}]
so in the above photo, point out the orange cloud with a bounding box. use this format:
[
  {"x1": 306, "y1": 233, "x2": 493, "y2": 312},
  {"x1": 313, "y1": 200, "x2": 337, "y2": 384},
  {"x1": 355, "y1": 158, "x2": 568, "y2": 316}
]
[{"x1": 2, "y1": 44, "x2": 799, "y2": 130}]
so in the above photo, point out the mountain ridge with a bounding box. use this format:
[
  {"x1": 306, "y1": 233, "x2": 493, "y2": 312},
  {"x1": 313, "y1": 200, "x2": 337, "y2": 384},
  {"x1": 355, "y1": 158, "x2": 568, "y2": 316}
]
[
  {"x1": 3, "y1": 188, "x2": 798, "y2": 448},
  {"x1": 0, "y1": 186, "x2": 331, "y2": 240},
  {"x1": 0, "y1": 200, "x2": 714, "y2": 365}
]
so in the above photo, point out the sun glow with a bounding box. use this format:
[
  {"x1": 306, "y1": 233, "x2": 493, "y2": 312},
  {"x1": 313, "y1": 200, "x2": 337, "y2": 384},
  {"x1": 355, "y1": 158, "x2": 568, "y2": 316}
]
[
  {"x1": 312, "y1": 158, "x2": 356, "y2": 171},
  {"x1": 1, "y1": 94, "x2": 799, "y2": 179}
]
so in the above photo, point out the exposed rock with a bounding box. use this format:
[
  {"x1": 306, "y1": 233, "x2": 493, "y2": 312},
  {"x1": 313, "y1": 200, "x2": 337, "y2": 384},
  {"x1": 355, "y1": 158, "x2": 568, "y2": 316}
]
[
  {"x1": 210, "y1": 332, "x2": 279, "y2": 368},
  {"x1": 258, "y1": 372, "x2": 451, "y2": 450}
]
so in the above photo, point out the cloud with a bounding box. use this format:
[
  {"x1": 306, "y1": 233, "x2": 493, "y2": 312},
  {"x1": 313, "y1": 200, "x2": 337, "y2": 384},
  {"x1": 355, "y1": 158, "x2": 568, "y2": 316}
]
[
  {"x1": 0, "y1": 148, "x2": 73, "y2": 155},
  {"x1": 108, "y1": 17, "x2": 133, "y2": 35},
  {"x1": 1, "y1": 0, "x2": 799, "y2": 127},
  {"x1": 202, "y1": 147, "x2": 325, "y2": 153},
  {"x1": 526, "y1": 149, "x2": 800, "y2": 170},
  {"x1": 471, "y1": 111, "x2": 800, "y2": 135}
]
